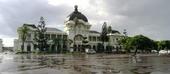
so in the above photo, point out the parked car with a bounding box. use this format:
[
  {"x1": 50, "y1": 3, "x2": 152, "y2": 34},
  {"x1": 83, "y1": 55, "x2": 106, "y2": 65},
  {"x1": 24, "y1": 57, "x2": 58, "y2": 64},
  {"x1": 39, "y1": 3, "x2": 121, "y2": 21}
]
[
  {"x1": 70, "y1": 47, "x2": 74, "y2": 52},
  {"x1": 159, "y1": 50, "x2": 170, "y2": 56},
  {"x1": 85, "y1": 48, "x2": 96, "y2": 54}
]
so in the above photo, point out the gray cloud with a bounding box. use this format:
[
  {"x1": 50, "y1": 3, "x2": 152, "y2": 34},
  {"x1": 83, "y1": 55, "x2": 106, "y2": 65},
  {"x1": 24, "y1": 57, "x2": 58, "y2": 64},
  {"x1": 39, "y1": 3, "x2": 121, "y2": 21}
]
[
  {"x1": 104, "y1": 0, "x2": 170, "y2": 40},
  {"x1": 0, "y1": 0, "x2": 71, "y2": 37},
  {"x1": 0, "y1": 0, "x2": 170, "y2": 46}
]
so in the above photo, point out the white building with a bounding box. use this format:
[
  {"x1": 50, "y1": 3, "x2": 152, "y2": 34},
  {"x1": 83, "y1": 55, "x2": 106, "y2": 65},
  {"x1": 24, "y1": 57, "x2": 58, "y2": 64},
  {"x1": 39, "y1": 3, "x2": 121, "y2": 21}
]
[
  {"x1": 14, "y1": 24, "x2": 67, "y2": 52},
  {"x1": 14, "y1": 5, "x2": 125, "y2": 53},
  {"x1": 64, "y1": 5, "x2": 124, "y2": 52}
]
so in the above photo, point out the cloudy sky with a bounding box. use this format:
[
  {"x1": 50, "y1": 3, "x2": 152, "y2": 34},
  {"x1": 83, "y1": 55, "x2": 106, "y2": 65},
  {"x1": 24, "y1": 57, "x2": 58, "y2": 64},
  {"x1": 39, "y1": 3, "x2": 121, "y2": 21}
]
[{"x1": 0, "y1": 0, "x2": 170, "y2": 46}]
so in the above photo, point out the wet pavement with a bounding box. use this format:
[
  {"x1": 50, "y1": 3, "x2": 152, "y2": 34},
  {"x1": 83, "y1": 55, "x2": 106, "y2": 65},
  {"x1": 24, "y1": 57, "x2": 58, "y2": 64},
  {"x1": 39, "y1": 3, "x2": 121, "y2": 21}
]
[{"x1": 0, "y1": 52, "x2": 170, "y2": 74}]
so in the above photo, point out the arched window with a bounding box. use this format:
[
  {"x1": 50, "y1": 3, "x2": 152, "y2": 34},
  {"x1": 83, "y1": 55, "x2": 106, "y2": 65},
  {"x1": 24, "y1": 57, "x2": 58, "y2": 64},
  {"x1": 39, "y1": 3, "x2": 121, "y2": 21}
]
[{"x1": 74, "y1": 34, "x2": 83, "y2": 41}]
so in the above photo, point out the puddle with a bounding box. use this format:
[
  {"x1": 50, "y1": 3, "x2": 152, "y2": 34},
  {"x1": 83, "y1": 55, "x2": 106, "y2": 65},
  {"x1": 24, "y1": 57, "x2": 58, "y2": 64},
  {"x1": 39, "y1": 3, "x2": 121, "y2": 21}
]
[{"x1": 0, "y1": 53, "x2": 170, "y2": 74}]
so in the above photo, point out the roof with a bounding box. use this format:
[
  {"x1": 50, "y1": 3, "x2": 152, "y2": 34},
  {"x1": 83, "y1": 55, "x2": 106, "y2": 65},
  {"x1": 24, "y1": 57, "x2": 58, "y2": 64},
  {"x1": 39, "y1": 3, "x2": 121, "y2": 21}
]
[
  {"x1": 21, "y1": 24, "x2": 64, "y2": 33},
  {"x1": 46, "y1": 27, "x2": 63, "y2": 32},
  {"x1": 89, "y1": 30, "x2": 100, "y2": 34},
  {"x1": 67, "y1": 5, "x2": 88, "y2": 22},
  {"x1": 23, "y1": 24, "x2": 36, "y2": 28}
]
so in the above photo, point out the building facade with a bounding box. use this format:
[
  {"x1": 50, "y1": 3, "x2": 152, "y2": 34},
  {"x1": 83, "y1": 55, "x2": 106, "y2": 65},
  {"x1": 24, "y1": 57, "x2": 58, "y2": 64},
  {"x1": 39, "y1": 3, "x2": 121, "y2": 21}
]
[
  {"x1": 14, "y1": 24, "x2": 68, "y2": 52},
  {"x1": 14, "y1": 5, "x2": 125, "y2": 53}
]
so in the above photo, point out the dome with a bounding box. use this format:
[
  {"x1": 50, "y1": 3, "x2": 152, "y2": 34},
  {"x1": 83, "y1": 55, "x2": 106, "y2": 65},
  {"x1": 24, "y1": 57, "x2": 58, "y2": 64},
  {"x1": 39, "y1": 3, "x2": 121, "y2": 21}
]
[{"x1": 67, "y1": 5, "x2": 88, "y2": 22}]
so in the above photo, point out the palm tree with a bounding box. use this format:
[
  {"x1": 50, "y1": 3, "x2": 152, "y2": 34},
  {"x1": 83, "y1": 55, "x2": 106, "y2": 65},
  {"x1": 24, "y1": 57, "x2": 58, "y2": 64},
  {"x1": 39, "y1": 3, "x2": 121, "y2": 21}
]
[
  {"x1": 17, "y1": 24, "x2": 30, "y2": 52},
  {"x1": 53, "y1": 37, "x2": 61, "y2": 53}
]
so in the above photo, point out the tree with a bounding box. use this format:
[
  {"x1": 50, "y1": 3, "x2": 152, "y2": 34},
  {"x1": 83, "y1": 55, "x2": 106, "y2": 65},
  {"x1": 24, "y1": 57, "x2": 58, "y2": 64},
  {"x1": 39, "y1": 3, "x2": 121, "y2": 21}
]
[
  {"x1": 106, "y1": 26, "x2": 112, "y2": 53},
  {"x1": 100, "y1": 22, "x2": 108, "y2": 52},
  {"x1": 120, "y1": 35, "x2": 155, "y2": 55},
  {"x1": 108, "y1": 26, "x2": 112, "y2": 34},
  {"x1": 131, "y1": 35, "x2": 154, "y2": 55},
  {"x1": 164, "y1": 40, "x2": 170, "y2": 52},
  {"x1": 34, "y1": 17, "x2": 48, "y2": 52},
  {"x1": 53, "y1": 37, "x2": 60, "y2": 53},
  {"x1": 17, "y1": 24, "x2": 30, "y2": 52},
  {"x1": 120, "y1": 37, "x2": 133, "y2": 53},
  {"x1": 152, "y1": 41, "x2": 159, "y2": 53},
  {"x1": 106, "y1": 45, "x2": 112, "y2": 53},
  {"x1": 51, "y1": 35, "x2": 68, "y2": 53},
  {"x1": 158, "y1": 40, "x2": 170, "y2": 53},
  {"x1": 97, "y1": 43, "x2": 104, "y2": 53},
  {"x1": 62, "y1": 35, "x2": 68, "y2": 53}
]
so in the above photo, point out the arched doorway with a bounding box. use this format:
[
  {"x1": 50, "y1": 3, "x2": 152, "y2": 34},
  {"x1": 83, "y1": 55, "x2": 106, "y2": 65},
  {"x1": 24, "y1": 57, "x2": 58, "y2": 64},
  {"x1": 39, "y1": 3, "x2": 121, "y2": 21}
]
[
  {"x1": 78, "y1": 45, "x2": 81, "y2": 52},
  {"x1": 74, "y1": 34, "x2": 84, "y2": 52},
  {"x1": 27, "y1": 44, "x2": 31, "y2": 52},
  {"x1": 93, "y1": 45, "x2": 96, "y2": 51},
  {"x1": 73, "y1": 45, "x2": 77, "y2": 51}
]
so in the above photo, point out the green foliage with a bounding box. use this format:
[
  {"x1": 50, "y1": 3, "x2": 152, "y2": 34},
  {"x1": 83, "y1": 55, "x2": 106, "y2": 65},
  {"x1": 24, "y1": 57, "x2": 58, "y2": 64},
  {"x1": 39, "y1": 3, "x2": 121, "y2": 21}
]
[
  {"x1": 101, "y1": 22, "x2": 108, "y2": 43},
  {"x1": 120, "y1": 37, "x2": 133, "y2": 52},
  {"x1": 97, "y1": 43, "x2": 104, "y2": 53},
  {"x1": 152, "y1": 41, "x2": 159, "y2": 52},
  {"x1": 62, "y1": 38, "x2": 68, "y2": 53},
  {"x1": 120, "y1": 35, "x2": 155, "y2": 54},
  {"x1": 17, "y1": 24, "x2": 30, "y2": 52},
  {"x1": 52, "y1": 37, "x2": 68, "y2": 53},
  {"x1": 158, "y1": 40, "x2": 170, "y2": 50},
  {"x1": 131, "y1": 35, "x2": 154, "y2": 51},
  {"x1": 34, "y1": 17, "x2": 48, "y2": 52},
  {"x1": 120, "y1": 34, "x2": 170, "y2": 55},
  {"x1": 106, "y1": 45, "x2": 112, "y2": 53},
  {"x1": 17, "y1": 24, "x2": 30, "y2": 42},
  {"x1": 100, "y1": 22, "x2": 109, "y2": 52},
  {"x1": 108, "y1": 26, "x2": 112, "y2": 34}
]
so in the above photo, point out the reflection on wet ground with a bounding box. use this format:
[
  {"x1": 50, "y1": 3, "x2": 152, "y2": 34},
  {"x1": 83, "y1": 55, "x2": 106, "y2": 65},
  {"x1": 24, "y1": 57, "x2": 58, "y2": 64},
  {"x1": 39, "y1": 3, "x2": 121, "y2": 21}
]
[{"x1": 0, "y1": 53, "x2": 170, "y2": 74}]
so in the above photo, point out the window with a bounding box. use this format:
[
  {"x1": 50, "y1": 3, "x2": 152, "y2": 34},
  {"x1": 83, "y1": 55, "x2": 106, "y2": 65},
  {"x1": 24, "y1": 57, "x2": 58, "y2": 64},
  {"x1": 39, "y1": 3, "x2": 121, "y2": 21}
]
[
  {"x1": 89, "y1": 36, "x2": 92, "y2": 41},
  {"x1": 97, "y1": 37, "x2": 100, "y2": 41},
  {"x1": 57, "y1": 35, "x2": 62, "y2": 39},
  {"x1": 51, "y1": 34, "x2": 56, "y2": 39},
  {"x1": 75, "y1": 35, "x2": 83, "y2": 41},
  {"x1": 27, "y1": 33, "x2": 31, "y2": 40},
  {"x1": 93, "y1": 36, "x2": 96, "y2": 41}
]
